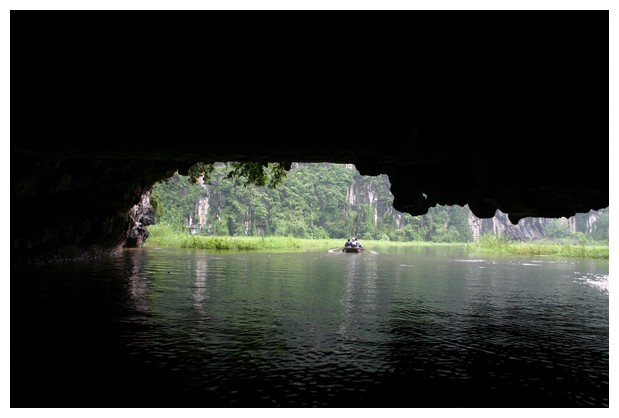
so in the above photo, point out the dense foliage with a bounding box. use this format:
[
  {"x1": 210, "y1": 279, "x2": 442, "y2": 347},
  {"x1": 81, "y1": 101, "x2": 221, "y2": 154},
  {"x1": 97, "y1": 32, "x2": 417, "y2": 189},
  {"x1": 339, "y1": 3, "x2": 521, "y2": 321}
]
[
  {"x1": 188, "y1": 161, "x2": 287, "y2": 188},
  {"x1": 152, "y1": 163, "x2": 473, "y2": 241},
  {"x1": 150, "y1": 163, "x2": 608, "y2": 244}
]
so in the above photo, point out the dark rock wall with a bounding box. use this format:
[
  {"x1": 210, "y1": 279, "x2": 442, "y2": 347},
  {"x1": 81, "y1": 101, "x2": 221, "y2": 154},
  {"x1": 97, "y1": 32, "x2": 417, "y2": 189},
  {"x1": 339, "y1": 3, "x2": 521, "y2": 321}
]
[
  {"x1": 11, "y1": 12, "x2": 608, "y2": 260},
  {"x1": 126, "y1": 191, "x2": 157, "y2": 248},
  {"x1": 11, "y1": 155, "x2": 178, "y2": 259}
]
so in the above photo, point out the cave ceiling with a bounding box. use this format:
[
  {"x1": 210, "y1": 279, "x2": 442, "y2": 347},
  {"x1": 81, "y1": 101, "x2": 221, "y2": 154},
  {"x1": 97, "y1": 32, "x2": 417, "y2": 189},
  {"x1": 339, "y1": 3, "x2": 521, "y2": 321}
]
[{"x1": 10, "y1": 11, "x2": 609, "y2": 258}]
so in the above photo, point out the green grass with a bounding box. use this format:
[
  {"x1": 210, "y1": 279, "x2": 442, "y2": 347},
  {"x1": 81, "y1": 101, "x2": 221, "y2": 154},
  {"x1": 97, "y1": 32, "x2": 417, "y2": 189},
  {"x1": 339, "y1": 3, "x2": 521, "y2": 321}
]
[
  {"x1": 144, "y1": 224, "x2": 463, "y2": 252},
  {"x1": 466, "y1": 234, "x2": 609, "y2": 259},
  {"x1": 145, "y1": 224, "x2": 344, "y2": 251},
  {"x1": 146, "y1": 224, "x2": 608, "y2": 259}
]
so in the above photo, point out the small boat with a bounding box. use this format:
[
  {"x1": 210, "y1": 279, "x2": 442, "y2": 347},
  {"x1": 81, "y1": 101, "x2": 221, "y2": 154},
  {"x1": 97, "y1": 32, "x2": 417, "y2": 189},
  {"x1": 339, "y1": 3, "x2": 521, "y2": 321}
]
[{"x1": 343, "y1": 247, "x2": 364, "y2": 253}]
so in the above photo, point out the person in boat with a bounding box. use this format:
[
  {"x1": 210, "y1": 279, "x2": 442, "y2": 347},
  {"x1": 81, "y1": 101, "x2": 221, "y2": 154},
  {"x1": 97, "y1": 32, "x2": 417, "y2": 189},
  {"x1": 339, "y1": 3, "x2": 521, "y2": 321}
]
[
  {"x1": 344, "y1": 239, "x2": 352, "y2": 248},
  {"x1": 353, "y1": 238, "x2": 362, "y2": 248}
]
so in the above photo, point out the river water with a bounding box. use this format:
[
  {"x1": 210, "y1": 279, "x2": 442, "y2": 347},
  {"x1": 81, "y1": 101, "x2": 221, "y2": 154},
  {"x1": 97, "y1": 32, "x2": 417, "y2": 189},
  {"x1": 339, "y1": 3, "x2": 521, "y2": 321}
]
[{"x1": 11, "y1": 246, "x2": 609, "y2": 407}]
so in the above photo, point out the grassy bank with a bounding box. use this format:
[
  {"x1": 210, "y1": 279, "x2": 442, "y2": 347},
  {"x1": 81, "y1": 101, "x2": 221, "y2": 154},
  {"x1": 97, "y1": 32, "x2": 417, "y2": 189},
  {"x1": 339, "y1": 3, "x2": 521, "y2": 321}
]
[
  {"x1": 145, "y1": 224, "x2": 608, "y2": 259},
  {"x1": 144, "y1": 224, "x2": 465, "y2": 251},
  {"x1": 145, "y1": 224, "x2": 344, "y2": 251},
  {"x1": 466, "y1": 235, "x2": 609, "y2": 259}
]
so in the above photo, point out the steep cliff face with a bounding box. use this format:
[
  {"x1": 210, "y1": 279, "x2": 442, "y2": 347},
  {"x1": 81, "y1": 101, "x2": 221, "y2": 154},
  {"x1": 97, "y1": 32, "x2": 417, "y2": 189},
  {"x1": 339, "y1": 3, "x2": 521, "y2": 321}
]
[
  {"x1": 345, "y1": 172, "x2": 394, "y2": 229},
  {"x1": 468, "y1": 210, "x2": 547, "y2": 241},
  {"x1": 185, "y1": 182, "x2": 222, "y2": 236},
  {"x1": 467, "y1": 209, "x2": 607, "y2": 242},
  {"x1": 183, "y1": 164, "x2": 418, "y2": 239},
  {"x1": 342, "y1": 171, "x2": 605, "y2": 242},
  {"x1": 179, "y1": 165, "x2": 607, "y2": 243},
  {"x1": 187, "y1": 195, "x2": 210, "y2": 235}
]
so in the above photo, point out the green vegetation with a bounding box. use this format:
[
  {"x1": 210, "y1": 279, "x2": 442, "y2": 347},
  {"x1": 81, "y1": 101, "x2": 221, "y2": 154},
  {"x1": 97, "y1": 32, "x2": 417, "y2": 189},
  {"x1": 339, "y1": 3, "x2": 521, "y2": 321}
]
[
  {"x1": 467, "y1": 234, "x2": 609, "y2": 259},
  {"x1": 147, "y1": 162, "x2": 608, "y2": 259},
  {"x1": 146, "y1": 224, "x2": 608, "y2": 259},
  {"x1": 150, "y1": 163, "x2": 473, "y2": 242},
  {"x1": 147, "y1": 223, "x2": 306, "y2": 250},
  {"x1": 146, "y1": 223, "x2": 463, "y2": 251},
  {"x1": 188, "y1": 161, "x2": 287, "y2": 188}
]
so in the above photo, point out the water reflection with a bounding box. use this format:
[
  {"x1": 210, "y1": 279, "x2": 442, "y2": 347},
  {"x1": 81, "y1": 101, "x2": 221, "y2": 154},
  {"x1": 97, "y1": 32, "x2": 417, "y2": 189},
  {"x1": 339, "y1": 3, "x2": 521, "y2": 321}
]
[
  {"x1": 192, "y1": 255, "x2": 209, "y2": 314},
  {"x1": 11, "y1": 246, "x2": 609, "y2": 407},
  {"x1": 126, "y1": 250, "x2": 151, "y2": 319},
  {"x1": 339, "y1": 253, "x2": 361, "y2": 340}
]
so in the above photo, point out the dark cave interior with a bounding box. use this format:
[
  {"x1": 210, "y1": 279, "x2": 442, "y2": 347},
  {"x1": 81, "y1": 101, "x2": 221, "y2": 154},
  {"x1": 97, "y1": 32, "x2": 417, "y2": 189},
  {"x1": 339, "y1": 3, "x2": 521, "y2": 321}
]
[{"x1": 10, "y1": 11, "x2": 608, "y2": 260}]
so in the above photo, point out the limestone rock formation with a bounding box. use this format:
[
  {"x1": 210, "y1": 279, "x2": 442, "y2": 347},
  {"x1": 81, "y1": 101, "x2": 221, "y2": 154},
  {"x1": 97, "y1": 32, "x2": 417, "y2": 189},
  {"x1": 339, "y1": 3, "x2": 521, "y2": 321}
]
[
  {"x1": 126, "y1": 191, "x2": 156, "y2": 247},
  {"x1": 11, "y1": 12, "x2": 608, "y2": 260},
  {"x1": 468, "y1": 210, "x2": 547, "y2": 242}
]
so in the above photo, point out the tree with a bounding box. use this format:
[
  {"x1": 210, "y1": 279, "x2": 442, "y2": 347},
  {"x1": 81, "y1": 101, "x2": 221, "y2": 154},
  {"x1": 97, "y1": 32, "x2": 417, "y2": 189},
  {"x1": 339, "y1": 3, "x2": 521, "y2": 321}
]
[
  {"x1": 188, "y1": 161, "x2": 288, "y2": 188},
  {"x1": 150, "y1": 163, "x2": 607, "y2": 243},
  {"x1": 545, "y1": 219, "x2": 572, "y2": 240}
]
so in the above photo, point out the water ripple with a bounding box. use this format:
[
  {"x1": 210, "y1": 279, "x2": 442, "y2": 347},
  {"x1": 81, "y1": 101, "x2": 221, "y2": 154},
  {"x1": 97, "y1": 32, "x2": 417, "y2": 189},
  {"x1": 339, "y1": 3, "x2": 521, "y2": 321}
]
[
  {"x1": 574, "y1": 272, "x2": 609, "y2": 294},
  {"x1": 11, "y1": 247, "x2": 609, "y2": 407}
]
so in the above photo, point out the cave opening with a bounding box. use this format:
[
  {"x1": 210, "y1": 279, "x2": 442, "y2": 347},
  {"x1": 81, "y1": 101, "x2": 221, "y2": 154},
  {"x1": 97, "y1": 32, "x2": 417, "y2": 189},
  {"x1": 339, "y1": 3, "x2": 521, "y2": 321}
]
[
  {"x1": 10, "y1": 11, "x2": 609, "y2": 261},
  {"x1": 132, "y1": 161, "x2": 609, "y2": 252},
  {"x1": 10, "y1": 11, "x2": 609, "y2": 407}
]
